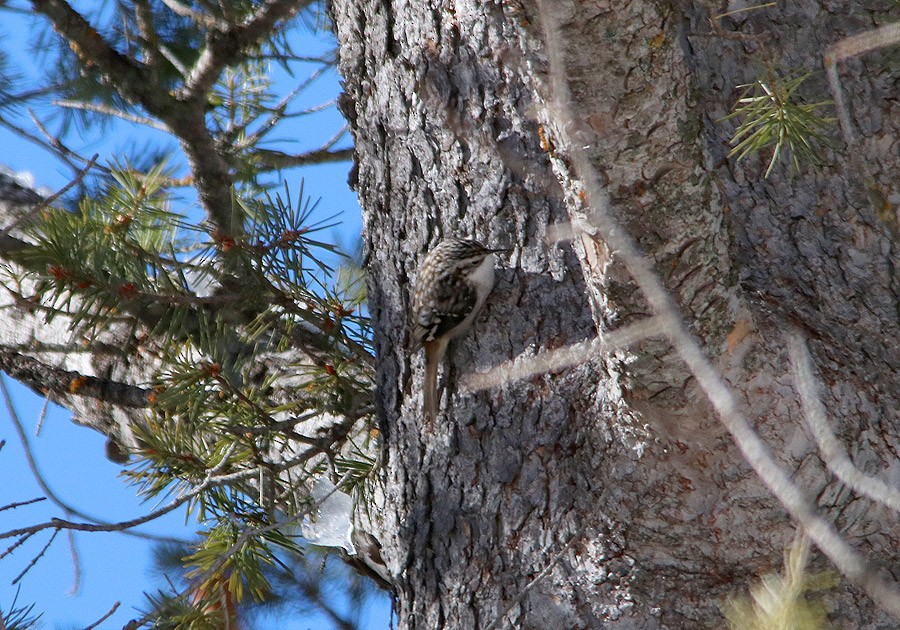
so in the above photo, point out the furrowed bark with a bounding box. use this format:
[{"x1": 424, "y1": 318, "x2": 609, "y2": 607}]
[{"x1": 331, "y1": 0, "x2": 900, "y2": 626}]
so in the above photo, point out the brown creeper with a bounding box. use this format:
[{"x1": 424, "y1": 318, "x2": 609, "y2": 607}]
[{"x1": 410, "y1": 238, "x2": 499, "y2": 421}]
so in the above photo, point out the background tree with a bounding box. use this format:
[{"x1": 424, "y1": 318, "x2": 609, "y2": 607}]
[{"x1": 329, "y1": 0, "x2": 900, "y2": 627}]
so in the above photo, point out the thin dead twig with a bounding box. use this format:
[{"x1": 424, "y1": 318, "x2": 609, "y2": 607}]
[
  {"x1": 788, "y1": 332, "x2": 900, "y2": 513},
  {"x1": 0, "y1": 497, "x2": 47, "y2": 513},
  {"x1": 11, "y1": 528, "x2": 58, "y2": 584},
  {"x1": 29, "y1": 153, "x2": 100, "y2": 216},
  {"x1": 824, "y1": 22, "x2": 900, "y2": 146},
  {"x1": 82, "y1": 601, "x2": 120, "y2": 630},
  {"x1": 53, "y1": 100, "x2": 170, "y2": 132},
  {"x1": 461, "y1": 318, "x2": 663, "y2": 393},
  {"x1": 0, "y1": 374, "x2": 188, "y2": 545},
  {"x1": 0, "y1": 438, "x2": 326, "y2": 541}
]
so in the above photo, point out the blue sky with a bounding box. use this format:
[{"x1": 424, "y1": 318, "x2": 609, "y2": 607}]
[{"x1": 0, "y1": 3, "x2": 387, "y2": 628}]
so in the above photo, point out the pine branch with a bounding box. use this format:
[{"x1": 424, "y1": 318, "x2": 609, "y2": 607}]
[
  {"x1": 180, "y1": 0, "x2": 318, "y2": 101},
  {"x1": 0, "y1": 8, "x2": 375, "y2": 610},
  {"x1": 0, "y1": 445, "x2": 327, "y2": 541},
  {"x1": 0, "y1": 588, "x2": 41, "y2": 630},
  {"x1": 255, "y1": 147, "x2": 354, "y2": 171},
  {"x1": 159, "y1": 0, "x2": 229, "y2": 30},
  {"x1": 1, "y1": 376, "x2": 189, "y2": 546},
  {"x1": 28, "y1": 0, "x2": 240, "y2": 234},
  {"x1": 170, "y1": 110, "x2": 242, "y2": 235},
  {"x1": 29, "y1": 0, "x2": 171, "y2": 116},
  {"x1": 0, "y1": 349, "x2": 152, "y2": 408}
]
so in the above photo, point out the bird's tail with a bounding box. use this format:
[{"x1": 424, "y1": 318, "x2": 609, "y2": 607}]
[{"x1": 423, "y1": 338, "x2": 448, "y2": 422}]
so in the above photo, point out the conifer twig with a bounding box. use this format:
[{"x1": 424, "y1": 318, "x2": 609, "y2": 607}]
[
  {"x1": 53, "y1": 100, "x2": 170, "y2": 132},
  {"x1": 0, "y1": 443, "x2": 333, "y2": 540},
  {"x1": 82, "y1": 601, "x2": 120, "y2": 630}
]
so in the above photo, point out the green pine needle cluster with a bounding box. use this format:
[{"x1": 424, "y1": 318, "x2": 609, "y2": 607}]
[
  {"x1": 0, "y1": 588, "x2": 42, "y2": 630},
  {"x1": 185, "y1": 520, "x2": 288, "y2": 603},
  {"x1": 14, "y1": 161, "x2": 183, "y2": 334},
  {"x1": 725, "y1": 71, "x2": 835, "y2": 178},
  {"x1": 10, "y1": 162, "x2": 378, "y2": 618},
  {"x1": 137, "y1": 589, "x2": 229, "y2": 630},
  {"x1": 0, "y1": 0, "x2": 375, "y2": 625}
]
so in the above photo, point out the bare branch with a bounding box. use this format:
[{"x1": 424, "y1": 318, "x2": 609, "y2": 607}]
[
  {"x1": 535, "y1": 0, "x2": 900, "y2": 617},
  {"x1": 824, "y1": 23, "x2": 900, "y2": 146},
  {"x1": 234, "y1": 67, "x2": 334, "y2": 148},
  {"x1": 0, "y1": 376, "x2": 187, "y2": 546},
  {"x1": 29, "y1": 153, "x2": 100, "y2": 217},
  {"x1": 0, "y1": 530, "x2": 37, "y2": 562},
  {"x1": 0, "y1": 497, "x2": 47, "y2": 513},
  {"x1": 788, "y1": 332, "x2": 900, "y2": 513},
  {"x1": 256, "y1": 147, "x2": 354, "y2": 171},
  {"x1": 249, "y1": 52, "x2": 336, "y2": 64},
  {"x1": 27, "y1": 109, "x2": 112, "y2": 174},
  {"x1": 11, "y1": 528, "x2": 58, "y2": 585},
  {"x1": 0, "y1": 110, "x2": 108, "y2": 181},
  {"x1": 320, "y1": 124, "x2": 351, "y2": 150},
  {"x1": 53, "y1": 100, "x2": 170, "y2": 132},
  {"x1": 461, "y1": 318, "x2": 664, "y2": 393},
  {"x1": 181, "y1": 0, "x2": 316, "y2": 100},
  {"x1": 83, "y1": 601, "x2": 120, "y2": 630}
]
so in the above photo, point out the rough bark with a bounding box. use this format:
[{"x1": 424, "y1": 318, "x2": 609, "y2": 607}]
[{"x1": 331, "y1": 0, "x2": 899, "y2": 627}]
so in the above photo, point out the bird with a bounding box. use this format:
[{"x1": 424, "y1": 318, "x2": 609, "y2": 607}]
[{"x1": 410, "y1": 238, "x2": 500, "y2": 421}]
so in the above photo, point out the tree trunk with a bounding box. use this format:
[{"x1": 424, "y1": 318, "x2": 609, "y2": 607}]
[{"x1": 330, "y1": 0, "x2": 899, "y2": 627}]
